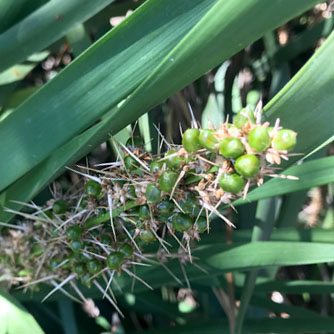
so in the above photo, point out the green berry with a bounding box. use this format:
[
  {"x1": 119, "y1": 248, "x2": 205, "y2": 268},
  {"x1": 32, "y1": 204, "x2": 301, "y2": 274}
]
[
  {"x1": 139, "y1": 205, "x2": 150, "y2": 219},
  {"x1": 146, "y1": 184, "x2": 161, "y2": 203},
  {"x1": 53, "y1": 200, "x2": 67, "y2": 214},
  {"x1": 70, "y1": 240, "x2": 84, "y2": 253},
  {"x1": 124, "y1": 155, "x2": 138, "y2": 171},
  {"x1": 150, "y1": 160, "x2": 163, "y2": 173},
  {"x1": 106, "y1": 252, "x2": 124, "y2": 270},
  {"x1": 73, "y1": 263, "x2": 85, "y2": 275},
  {"x1": 157, "y1": 200, "x2": 175, "y2": 216},
  {"x1": 85, "y1": 180, "x2": 102, "y2": 197},
  {"x1": 219, "y1": 173, "x2": 246, "y2": 194},
  {"x1": 180, "y1": 193, "x2": 197, "y2": 213},
  {"x1": 182, "y1": 128, "x2": 201, "y2": 153},
  {"x1": 171, "y1": 213, "x2": 194, "y2": 232},
  {"x1": 81, "y1": 273, "x2": 92, "y2": 287},
  {"x1": 165, "y1": 150, "x2": 185, "y2": 170},
  {"x1": 87, "y1": 259, "x2": 102, "y2": 274},
  {"x1": 234, "y1": 154, "x2": 260, "y2": 178},
  {"x1": 119, "y1": 243, "x2": 134, "y2": 257},
  {"x1": 199, "y1": 129, "x2": 218, "y2": 151},
  {"x1": 195, "y1": 216, "x2": 208, "y2": 233},
  {"x1": 272, "y1": 129, "x2": 297, "y2": 151},
  {"x1": 126, "y1": 185, "x2": 136, "y2": 197},
  {"x1": 248, "y1": 126, "x2": 271, "y2": 152},
  {"x1": 66, "y1": 225, "x2": 83, "y2": 241},
  {"x1": 140, "y1": 229, "x2": 156, "y2": 243},
  {"x1": 49, "y1": 258, "x2": 60, "y2": 271},
  {"x1": 234, "y1": 108, "x2": 256, "y2": 129},
  {"x1": 219, "y1": 137, "x2": 244, "y2": 158},
  {"x1": 101, "y1": 234, "x2": 112, "y2": 245},
  {"x1": 159, "y1": 170, "x2": 178, "y2": 192}
]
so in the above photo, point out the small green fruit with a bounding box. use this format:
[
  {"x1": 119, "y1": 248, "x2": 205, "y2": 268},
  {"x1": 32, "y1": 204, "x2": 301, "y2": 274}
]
[
  {"x1": 66, "y1": 225, "x2": 83, "y2": 241},
  {"x1": 106, "y1": 252, "x2": 124, "y2": 270},
  {"x1": 49, "y1": 258, "x2": 60, "y2": 271},
  {"x1": 272, "y1": 129, "x2": 297, "y2": 151},
  {"x1": 234, "y1": 108, "x2": 256, "y2": 129},
  {"x1": 199, "y1": 129, "x2": 218, "y2": 151},
  {"x1": 180, "y1": 193, "x2": 197, "y2": 213},
  {"x1": 218, "y1": 173, "x2": 246, "y2": 194},
  {"x1": 53, "y1": 200, "x2": 67, "y2": 214},
  {"x1": 81, "y1": 273, "x2": 92, "y2": 287},
  {"x1": 85, "y1": 180, "x2": 102, "y2": 197},
  {"x1": 119, "y1": 243, "x2": 134, "y2": 257},
  {"x1": 124, "y1": 155, "x2": 138, "y2": 171},
  {"x1": 165, "y1": 150, "x2": 185, "y2": 170},
  {"x1": 157, "y1": 200, "x2": 175, "y2": 216},
  {"x1": 140, "y1": 229, "x2": 156, "y2": 243},
  {"x1": 73, "y1": 263, "x2": 85, "y2": 275},
  {"x1": 139, "y1": 205, "x2": 150, "y2": 219},
  {"x1": 219, "y1": 137, "x2": 244, "y2": 158},
  {"x1": 70, "y1": 240, "x2": 84, "y2": 253},
  {"x1": 146, "y1": 184, "x2": 161, "y2": 203},
  {"x1": 150, "y1": 160, "x2": 163, "y2": 173},
  {"x1": 195, "y1": 216, "x2": 208, "y2": 233},
  {"x1": 182, "y1": 128, "x2": 201, "y2": 153},
  {"x1": 234, "y1": 154, "x2": 260, "y2": 178},
  {"x1": 248, "y1": 126, "x2": 271, "y2": 152},
  {"x1": 87, "y1": 259, "x2": 102, "y2": 274},
  {"x1": 159, "y1": 170, "x2": 178, "y2": 192},
  {"x1": 101, "y1": 234, "x2": 112, "y2": 245},
  {"x1": 171, "y1": 213, "x2": 194, "y2": 232}
]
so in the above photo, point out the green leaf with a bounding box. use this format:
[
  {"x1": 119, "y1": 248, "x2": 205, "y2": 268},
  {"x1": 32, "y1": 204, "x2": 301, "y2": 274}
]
[
  {"x1": 0, "y1": 0, "x2": 116, "y2": 72},
  {"x1": 0, "y1": 289, "x2": 44, "y2": 334}
]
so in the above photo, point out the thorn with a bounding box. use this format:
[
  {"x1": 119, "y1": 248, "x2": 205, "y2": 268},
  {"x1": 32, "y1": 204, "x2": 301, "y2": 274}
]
[
  {"x1": 107, "y1": 193, "x2": 117, "y2": 241},
  {"x1": 122, "y1": 268, "x2": 153, "y2": 290},
  {"x1": 42, "y1": 274, "x2": 76, "y2": 302}
]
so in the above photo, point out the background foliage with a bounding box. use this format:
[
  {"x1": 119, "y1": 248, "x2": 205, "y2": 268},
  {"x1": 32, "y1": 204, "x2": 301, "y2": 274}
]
[{"x1": 0, "y1": 0, "x2": 334, "y2": 333}]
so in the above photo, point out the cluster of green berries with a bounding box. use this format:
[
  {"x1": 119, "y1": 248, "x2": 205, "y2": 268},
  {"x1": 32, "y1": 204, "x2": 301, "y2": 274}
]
[{"x1": 0, "y1": 108, "x2": 297, "y2": 304}]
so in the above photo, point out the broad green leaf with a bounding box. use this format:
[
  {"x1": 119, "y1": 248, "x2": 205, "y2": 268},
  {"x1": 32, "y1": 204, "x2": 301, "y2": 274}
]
[
  {"x1": 0, "y1": 0, "x2": 324, "y2": 220},
  {"x1": 0, "y1": 0, "x2": 218, "y2": 191},
  {"x1": 0, "y1": 0, "x2": 116, "y2": 72},
  {"x1": 0, "y1": 289, "x2": 44, "y2": 334}
]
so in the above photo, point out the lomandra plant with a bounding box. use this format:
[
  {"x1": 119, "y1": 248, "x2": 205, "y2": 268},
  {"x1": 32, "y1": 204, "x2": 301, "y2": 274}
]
[{"x1": 1, "y1": 0, "x2": 334, "y2": 334}]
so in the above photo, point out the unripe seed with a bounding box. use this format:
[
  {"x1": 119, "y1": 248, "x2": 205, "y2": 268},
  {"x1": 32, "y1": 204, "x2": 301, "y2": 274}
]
[
  {"x1": 106, "y1": 252, "x2": 124, "y2": 270},
  {"x1": 234, "y1": 108, "x2": 256, "y2": 129},
  {"x1": 139, "y1": 205, "x2": 150, "y2": 219},
  {"x1": 159, "y1": 170, "x2": 178, "y2": 192},
  {"x1": 70, "y1": 240, "x2": 84, "y2": 253},
  {"x1": 81, "y1": 273, "x2": 92, "y2": 287},
  {"x1": 85, "y1": 180, "x2": 102, "y2": 197},
  {"x1": 180, "y1": 193, "x2": 197, "y2": 213},
  {"x1": 171, "y1": 213, "x2": 194, "y2": 232},
  {"x1": 124, "y1": 155, "x2": 138, "y2": 171},
  {"x1": 195, "y1": 216, "x2": 207, "y2": 233},
  {"x1": 219, "y1": 137, "x2": 244, "y2": 158},
  {"x1": 272, "y1": 129, "x2": 297, "y2": 151},
  {"x1": 49, "y1": 258, "x2": 60, "y2": 271},
  {"x1": 101, "y1": 234, "x2": 112, "y2": 245},
  {"x1": 182, "y1": 128, "x2": 201, "y2": 153},
  {"x1": 140, "y1": 229, "x2": 156, "y2": 243},
  {"x1": 199, "y1": 129, "x2": 218, "y2": 151},
  {"x1": 234, "y1": 154, "x2": 260, "y2": 178},
  {"x1": 53, "y1": 200, "x2": 67, "y2": 214},
  {"x1": 218, "y1": 173, "x2": 246, "y2": 194},
  {"x1": 87, "y1": 259, "x2": 102, "y2": 274},
  {"x1": 145, "y1": 184, "x2": 161, "y2": 203},
  {"x1": 73, "y1": 263, "x2": 85, "y2": 275},
  {"x1": 150, "y1": 160, "x2": 163, "y2": 173},
  {"x1": 157, "y1": 200, "x2": 175, "y2": 216},
  {"x1": 119, "y1": 243, "x2": 134, "y2": 257},
  {"x1": 66, "y1": 225, "x2": 83, "y2": 241},
  {"x1": 248, "y1": 126, "x2": 271, "y2": 152},
  {"x1": 165, "y1": 150, "x2": 185, "y2": 170}
]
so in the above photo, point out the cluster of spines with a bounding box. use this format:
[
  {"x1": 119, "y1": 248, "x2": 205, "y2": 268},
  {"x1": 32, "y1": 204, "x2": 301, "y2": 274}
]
[{"x1": 0, "y1": 107, "x2": 297, "y2": 314}]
